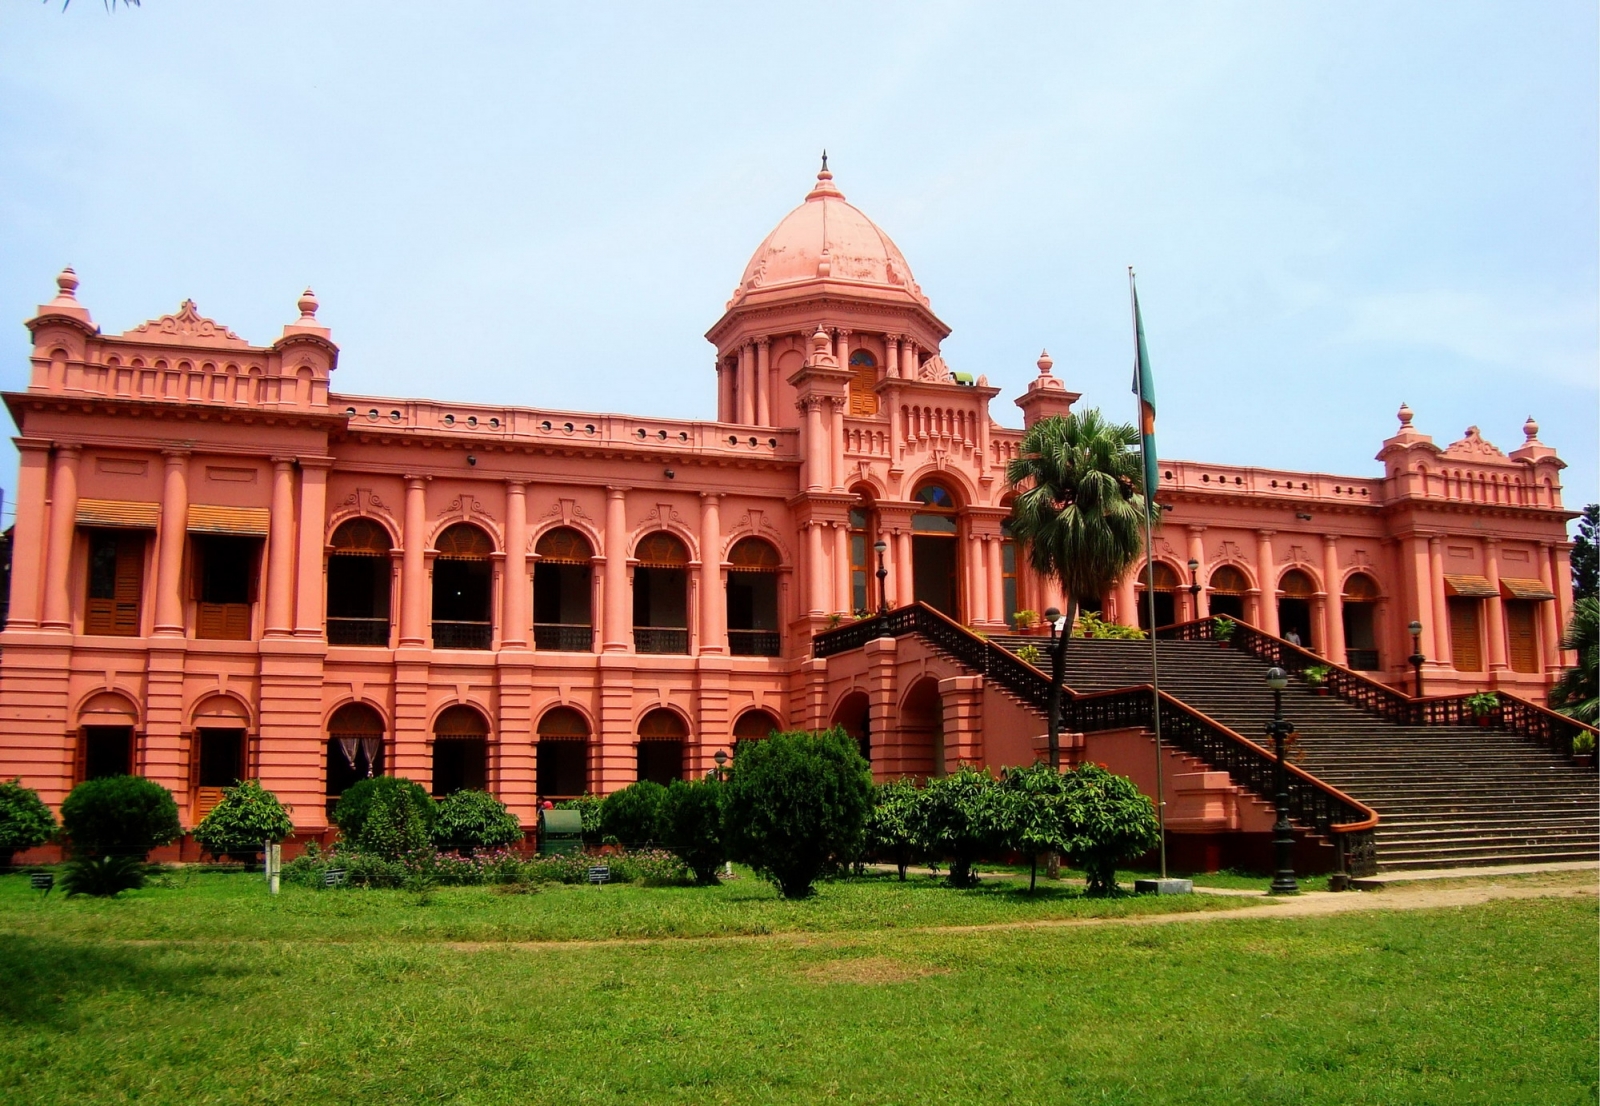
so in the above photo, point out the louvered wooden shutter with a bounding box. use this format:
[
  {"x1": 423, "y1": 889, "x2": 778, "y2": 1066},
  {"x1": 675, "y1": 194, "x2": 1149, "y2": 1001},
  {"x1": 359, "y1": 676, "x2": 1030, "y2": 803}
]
[
  {"x1": 73, "y1": 729, "x2": 88, "y2": 784},
  {"x1": 1505, "y1": 601, "x2": 1539, "y2": 674},
  {"x1": 86, "y1": 533, "x2": 145, "y2": 636},
  {"x1": 1448, "y1": 598, "x2": 1483, "y2": 672}
]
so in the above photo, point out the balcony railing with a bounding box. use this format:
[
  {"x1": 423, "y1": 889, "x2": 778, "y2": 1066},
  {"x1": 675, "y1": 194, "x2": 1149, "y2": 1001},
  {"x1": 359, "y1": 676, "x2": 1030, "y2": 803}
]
[
  {"x1": 534, "y1": 623, "x2": 594, "y2": 652},
  {"x1": 1345, "y1": 648, "x2": 1380, "y2": 672},
  {"x1": 328, "y1": 617, "x2": 391, "y2": 646},
  {"x1": 634, "y1": 626, "x2": 689, "y2": 654},
  {"x1": 729, "y1": 629, "x2": 781, "y2": 657},
  {"x1": 432, "y1": 620, "x2": 493, "y2": 650}
]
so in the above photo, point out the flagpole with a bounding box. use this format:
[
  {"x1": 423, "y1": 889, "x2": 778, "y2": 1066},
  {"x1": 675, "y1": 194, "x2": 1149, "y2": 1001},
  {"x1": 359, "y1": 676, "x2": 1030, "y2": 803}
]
[{"x1": 1129, "y1": 266, "x2": 1169, "y2": 882}]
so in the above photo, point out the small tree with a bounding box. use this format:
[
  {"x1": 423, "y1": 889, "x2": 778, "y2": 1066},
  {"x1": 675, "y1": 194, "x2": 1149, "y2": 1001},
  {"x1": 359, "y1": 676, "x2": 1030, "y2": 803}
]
[
  {"x1": 1551, "y1": 596, "x2": 1598, "y2": 726},
  {"x1": 1572, "y1": 504, "x2": 1598, "y2": 600},
  {"x1": 660, "y1": 777, "x2": 726, "y2": 884},
  {"x1": 58, "y1": 776, "x2": 182, "y2": 897},
  {"x1": 913, "y1": 765, "x2": 1006, "y2": 889},
  {"x1": 1059, "y1": 763, "x2": 1161, "y2": 896},
  {"x1": 722, "y1": 728, "x2": 873, "y2": 899},
  {"x1": 998, "y1": 763, "x2": 1070, "y2": 892},
  {"x1": 865, "y1": 778, "x2": 922, "y2": 880},
  {"x1": 333, "y1": 777, "x2": 434, "y2": 858},
  {"x1": 599, "y1": 781, "x2": 668, "y2": 848},
  {"x1": 193, "y1": 780, "x2": 294, "y2": 867},
  {"x1": 0, "y1": 778, "x2": 57, "y2": 870},
  {"x1": 432, "y1": 790, "x2": 524, "y2": 855}
]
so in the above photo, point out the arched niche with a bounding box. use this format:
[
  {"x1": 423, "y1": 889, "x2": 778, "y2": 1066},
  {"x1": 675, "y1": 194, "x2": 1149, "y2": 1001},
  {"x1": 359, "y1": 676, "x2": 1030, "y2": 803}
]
[
  {"x1": 727, "y1": 538, "x2": 781, "y2": 655},
  {"x1": 1208, "y1": 564, "x2": 1251, "y2": 621},
  {"x1": 536, "y1": 705, "x2": 590, "y2": 799},
  {"x1": 636, "y1": 707, "x2": 688, "y2": 785},
  {"x1": 534, "y1": 527, "x2": 595, "y2": 652},
  {"x1": 432, "y1": 704, "x2": 490, "y2": 796}
]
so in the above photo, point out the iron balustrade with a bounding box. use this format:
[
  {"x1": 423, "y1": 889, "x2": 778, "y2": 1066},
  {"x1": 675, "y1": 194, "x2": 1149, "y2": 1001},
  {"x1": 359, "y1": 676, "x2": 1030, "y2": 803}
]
[
  {"x1": 534, "y1": 623, "x2": 594, "y2": 652},
  {"x1": 729, "y1": 629, "x2": 782, "y2": 657},
  {"x1": 634, "y1": 626, "x2": 689, "y2": 654},
  {"x1": 432, "y1": 620, "x2": 493, "y2": 650},
  {"x1": 1157, "y1": 616, "x2": 1598, "y2": 761},
  {"x1": 816, "y1": 602, "x2": 1380, "y2": 875},
  {"x1": 1345, "y1": 648, "x2": 1381, "y2": 672},
  {"x1": 327, "y1": 617, "x2": 390, "y2": 646}
]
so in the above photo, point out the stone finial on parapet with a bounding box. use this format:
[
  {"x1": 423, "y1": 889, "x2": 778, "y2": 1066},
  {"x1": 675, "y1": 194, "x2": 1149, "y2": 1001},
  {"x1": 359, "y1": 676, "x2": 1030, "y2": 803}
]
[
  {"x1": 271, "y1": 285, "x2": 339, "y2": 397},
  {"x1": 278, "y1": 286, "x2": 332, "y2": 343},
  {"x1": 1509, "y1": 414, "x2": 1560, "y2": 466},
  {"x1": 29, "y1": 266, "x2": 96, "y2": 331},
  {"x1": 1014, "y1": 348, "x2": 1080, "y2": 428}
]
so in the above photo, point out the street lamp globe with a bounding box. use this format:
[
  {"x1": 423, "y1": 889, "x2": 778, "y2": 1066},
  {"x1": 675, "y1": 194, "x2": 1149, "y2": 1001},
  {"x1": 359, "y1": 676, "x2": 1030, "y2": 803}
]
[{"x1": 1266, "y1": 667, "x2": 1288, "y2": 691}]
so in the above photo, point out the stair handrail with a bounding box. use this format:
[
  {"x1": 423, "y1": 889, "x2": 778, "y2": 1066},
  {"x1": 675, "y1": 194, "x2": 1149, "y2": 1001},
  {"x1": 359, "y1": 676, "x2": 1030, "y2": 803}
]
[
  {"x1": 816, "y1": 604, "x2": 1379, "y2": 872},
  {"x1": 1155, "y1": 616, "x2": 1598, "y2": 759}
]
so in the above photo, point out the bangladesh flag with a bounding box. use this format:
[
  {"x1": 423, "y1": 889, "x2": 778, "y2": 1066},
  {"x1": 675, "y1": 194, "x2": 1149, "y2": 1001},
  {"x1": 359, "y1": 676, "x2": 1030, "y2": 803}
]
[{"x1": 1130, "y1": 273, "x2": 1158, "y2": 509}]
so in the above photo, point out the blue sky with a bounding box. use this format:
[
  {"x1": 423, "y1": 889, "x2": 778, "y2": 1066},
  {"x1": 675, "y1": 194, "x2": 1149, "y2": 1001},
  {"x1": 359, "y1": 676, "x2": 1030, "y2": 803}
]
[{"x1": 2, "y1": 2, "x2": 1594, "y2": 526}]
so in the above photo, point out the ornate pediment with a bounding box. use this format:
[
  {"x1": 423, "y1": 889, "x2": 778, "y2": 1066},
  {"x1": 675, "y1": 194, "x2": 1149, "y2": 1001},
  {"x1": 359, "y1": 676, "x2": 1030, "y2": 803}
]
[
  {"x1": 1443, "y1": 426, "x2": 1506, "y2": 460},
  {"x1": 122, "y1": 299, "x2": 251, "y2": 349}
]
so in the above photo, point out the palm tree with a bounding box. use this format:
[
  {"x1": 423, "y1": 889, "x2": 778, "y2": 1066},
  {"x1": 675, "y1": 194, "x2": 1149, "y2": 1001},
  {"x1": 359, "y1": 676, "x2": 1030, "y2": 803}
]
[
  {"x1": 1551, "y1": 596, "x2": 1597, "y2": 725},
  {"x1": 1006, "y1": 410, "x2": 1150, "y2": 768}
]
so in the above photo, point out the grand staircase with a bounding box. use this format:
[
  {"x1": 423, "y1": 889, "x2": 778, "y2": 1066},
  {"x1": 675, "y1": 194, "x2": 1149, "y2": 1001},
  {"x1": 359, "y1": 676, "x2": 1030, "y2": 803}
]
[{"x1": 988, "y1": 633, "x2": 1599, "y2": 872}]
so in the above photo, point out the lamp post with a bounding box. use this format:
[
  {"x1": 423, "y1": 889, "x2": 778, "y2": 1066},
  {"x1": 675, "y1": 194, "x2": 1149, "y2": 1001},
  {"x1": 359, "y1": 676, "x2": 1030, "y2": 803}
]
[
  {"x1": 1407, "y1": 620, "x2": 1426, "y2": 698},
  {"x1": 712, "y1": 747, "x2": 728, "y2": 783},
  {"x1": 874, "y1": 539, "x2": 889, "y2": 616},
  {"x1": 1186, "y1": 557, "x2": 1201, "y2": 621},
  {"x1": 1264, "y1": 667, "x2": 1299, "y2": 895},
  {"x1": 1043, "y1": 605, "x2": 1069, "y2": 769}
]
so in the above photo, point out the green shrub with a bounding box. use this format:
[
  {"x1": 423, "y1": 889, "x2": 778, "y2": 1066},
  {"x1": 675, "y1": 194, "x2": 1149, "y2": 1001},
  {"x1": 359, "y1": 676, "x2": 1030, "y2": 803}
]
[
  {"x1": 432, "y1": 790, "x2": 524, "y2": 855},
  {"x1": 1573, "y1": 730, "x2": 1596, "y2": 755},
  {"x1": 1073, "y1": 611, "x2": 1147, "y2": 640},
  {"x1": 1014, "y1": 643, "x2": 1042, "y2": 666},
  {"x1": 599, "y1": 781, "x2": 668, "y2": 847},
  {"x1": 660, "y1": 777, "x2": 726, "y2": 884},
  {"x1": 61, "y1": 854, "x2": 147, "y2": 897},
  {"x1": 1213, "y1": 615, "x2": 1236, "y2": 641},
  {"x1": 1466, "y1": 691, "x2": 1500, "y2": 718},
  {"x1": 0, "y1": 778, "x2": 57, "y2": 868},
  {"x1": 192, "y1": 780, "x2": 294, "y2": 866},
  {"x1": 997, "y1": 762, "x2": 1070, "y2": 891},
  {"x1": 332, "y1": 777, "x2": 434, "y2": 856},
  {"x1": 913, "y1": 765, "x2": 1006, "y2": 888},
  {"x1": 59, "y1": 775, "x2": 181, "y2": 860},
  {"x1": 554, "y1": 794, "x2": 604, "y2": 844},
  {"x1": 1302, "y1": 665, "x2": 1332, "y2": 686},
  {"x1": 865, "y1": 778, "x2": 922, "y2": 880},
  {"x1": 722, "y1": 728, "x2": 873, "y2": 899},
  {"x1": 1059, "y1": 763, "x2": 1161, "y2": 895}
]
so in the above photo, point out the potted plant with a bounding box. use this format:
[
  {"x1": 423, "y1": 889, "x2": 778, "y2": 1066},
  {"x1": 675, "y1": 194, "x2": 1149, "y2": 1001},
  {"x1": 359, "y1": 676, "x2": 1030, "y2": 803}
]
[
  {"x1": 1012, "y1": 609, "x2": 1038, "y2": 634},
  {"x1": 1466, "y1": 691, "x2": 1500, "y2": 727},
  {"x1": 1303, "y1": 665, "x2": 1333, "y2": 696},
  {"x1": 1015, "y1": 643, "x2": 1042, "y2": 667},
  {"x1": 1212, "y1": 615, "x2": 1236, "y2": 646},
  {"x1": 1572, "y1": 731, "x2": 1596, "y2": 769}
]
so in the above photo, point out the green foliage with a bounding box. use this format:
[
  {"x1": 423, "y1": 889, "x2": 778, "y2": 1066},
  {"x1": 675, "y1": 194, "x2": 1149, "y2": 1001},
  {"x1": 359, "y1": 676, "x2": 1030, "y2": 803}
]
[
  {"x1": 1212, "y1": 615, "x2": 1237, "y2": 641},
  {"x1": 659, "y1": 777, "x2": 726, "y2": 884},
  {"x1": 1073, "y1": 611, "x2": 1147, "y2": 639},
  {"x1": 1011, "y1": 609, "x2": 1037, "y2": 630},
  {"x1": 1552, "y1": 596, "x2": 1598, "y2": 726},
  {"x1": 723, "y1": 728, "x2": 873, "y2": 899},
  {"x1": 1059, "y1": 763, "x2": 1161, "y2": 895},
  {"x1": 332, "y1": 777, "x2": 435, "y2": 857},
  {"x1": 1302, "y1": 665, "x2": 1332, "y2": 685},
  {"x1": 1014, "y1": 643, "x2": 1042, "y2": 666},
  {"x1": 913, "y1": 765, "x2": 1008, "y2": 888},
  {"x1": 60, "y1": 854, "x2": 148, "y2": 897},
  {"x1": 432, "y1": 790, "x2": 524, "y2": 855},
  {"x1": 1572, "y1": 730, "x2": 1596, "y2": 755},
  {"x1": 1466, "y1": 691, "x2": 1501, "y2": 718},
  {"x1": 282, "y1": 845, "x2": 688, "y2": 890},
  {"x1": 0, "y1": 778, "x2": 57, "y2": 864},
  {"x1": 59, "y1": 775, "x2": 181, "y2": 859},
  {"x1": 997, "y1": 762, "x2": 1071, "y2": 889},
  {"x1": 1572, "y1": 504, "x2": 1598, "y2": 600},
  {"x1": 554, "y1": 794, "x2": 604, "y2": 844},
  {"x1": 865, "y1": 778, "x2": 922, "y2": 879},
  {"x1": 192, "y1": 780, "x2": 294, "y2": 865},
  {"x1": 599, "y1": 781, "x2": 668, "y2": 847}
]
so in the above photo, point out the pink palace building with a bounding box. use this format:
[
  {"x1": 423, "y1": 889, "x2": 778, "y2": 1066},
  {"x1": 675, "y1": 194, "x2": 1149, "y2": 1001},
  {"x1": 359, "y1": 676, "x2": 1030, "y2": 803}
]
[{"x1": 0, "y1": 164, "x2": 1578, "y2": 842}]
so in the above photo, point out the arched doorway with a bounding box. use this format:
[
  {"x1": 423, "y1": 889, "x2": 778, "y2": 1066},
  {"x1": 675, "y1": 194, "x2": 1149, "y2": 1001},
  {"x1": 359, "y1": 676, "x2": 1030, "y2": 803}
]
[
  {"x1": 1209, "y1": 565, "x2": 1249, "y2": 620},
  {"x1": 1136, "y1": 562, "x2": 1180, "y2": 630},
  {"x1": 432, "y1": 705, "x2": 489, "y2": 796},
  {"x1": 830, "y1": 691, "x2": 871, "y2": 767},
  {"x1": 900, "y1": 678, "x2": 944, "y2": 779},
  {"x1": 433, "y1": 524, "x2": 494, "y2": 650},
  {"x1": 327, "y1": 518, "x2": 393, "y2": 646},
  {"x1": 1342, "y1": 573, "x2": 1381, "y2": 671},
  {"x1": 727, "y1": 538, "x2": 781, "y2": 656},
  {"x1": 637, "y1": 708, "x2": 687, "y2": 785},
  {"x1": 633, "y1": 532, "x2": 689, "y2": 654},
  {"x1": 536, "y1": 706, "x2": 589, "y2": 799},
  {"x1": 327, "y1": 703, "x2": 385, "y2": 817},
  {"x1": 76, "y1": 692, "x2": 138, "y2": 783},
  {"x1": 911, "y1": 483, "x2": 960, "y2": 617},
  {"x1": 732, "y1": 708, "x2": 782, "y2": 744},
  {"x1": 1278, "y1": 570, "x2": 1316, "y2": 648},
  {"x1": 533, "y1": 527, "x2": 594, "y2": 652}
]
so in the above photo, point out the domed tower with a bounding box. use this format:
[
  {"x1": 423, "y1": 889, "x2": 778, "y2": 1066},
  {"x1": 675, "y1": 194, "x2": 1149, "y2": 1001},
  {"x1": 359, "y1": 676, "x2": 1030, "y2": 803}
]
[{"x1": 704, "y1": 158, "x2": 951, "y2": 429}]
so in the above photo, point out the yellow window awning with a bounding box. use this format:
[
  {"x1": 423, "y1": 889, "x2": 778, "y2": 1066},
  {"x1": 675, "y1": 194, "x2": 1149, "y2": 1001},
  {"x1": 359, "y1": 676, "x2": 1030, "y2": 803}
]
[
  {"x1": 1443, "y1": 574, "x2": 1497, "y2": 599},
  {"x1": 76, "y1": 499, "x2": 160, "y2": 529},
  {"x1": 188, "y1": 505, "x2": 270, "y2": 537},
  {"x1": 1499, "y1": 577, "x2": 1555, "y2": 601}
]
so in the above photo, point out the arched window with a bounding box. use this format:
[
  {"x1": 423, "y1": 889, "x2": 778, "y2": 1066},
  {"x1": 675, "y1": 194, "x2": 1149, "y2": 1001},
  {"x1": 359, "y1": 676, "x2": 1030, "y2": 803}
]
[
  {"x1": 1209, "y1": 565, "x2": 1249, "y2": 620},
  {"x1": 328, "y1": 519, "x2": 393, "y2": 646},
  {"x1": 636, "y1": 708, "x2": 687, "y2": 785},
  {"x1": 432, "y1": 705, "x2": 489, "y2": 796},
  {"x1": 1136, "y1": 562, "x2": 1181, "y2": 630},
  {"x1": 911, "y1": 483, "x2": 960, "y2": 617},
  {"x1": 732, "y1": 708, "x2": 782, "y2": 743},
  {"x1": 326, "y1": 703, "x2": 385, "y2": 816},
  {"x1": 634, "y1": 532, "x2": 689, "y2": 654},
  {"x1": 534, "y1": 527, "x2": 594, "y2": 652},
  {"x1": 536, "y1": 706, "x2": 589, "y2": 799},
  {"x1": 1342, "y1": 573, "x2": 1381, "y2": 671},
  {"x1": 1277, "y1": 569, "x2": 1316, "y2": 648},
  {"x1": 830, "y1": 691, "x2": 871, "y2": 767},
  {"x1": 727, "y1": 538, "x2": 781, "y2": 656},
  {"x1": 847, "y1": 350, "x2": 879, "y2": 416},
  {"x1": 433, "y1": 524, "x2": 494, "y2": 650}
]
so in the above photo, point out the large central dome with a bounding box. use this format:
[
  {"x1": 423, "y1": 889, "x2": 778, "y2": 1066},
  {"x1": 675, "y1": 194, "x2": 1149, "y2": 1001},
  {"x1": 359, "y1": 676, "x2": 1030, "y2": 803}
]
[{"x1": 732, "y1": 164, "x2": 929, "y2": 308}]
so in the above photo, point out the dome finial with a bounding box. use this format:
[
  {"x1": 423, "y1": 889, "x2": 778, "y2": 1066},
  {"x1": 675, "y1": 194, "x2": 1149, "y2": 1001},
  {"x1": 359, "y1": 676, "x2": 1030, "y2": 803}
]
[
  {"x1": 820, "y1": 149, "x2": 829, "y2": 175},
  {"x1": 1397, "y1": 402, "x2": 1413, "y2": 428},
  {"x1": 1523, "y1": 415, "x2": 1539, "y2": 441},
  {"x1": 297, "y1": 287, "x2": 319, "y2": 322},
  {"x1": 1037, "y1": 349, "x2": 1053, "y2": 375}
]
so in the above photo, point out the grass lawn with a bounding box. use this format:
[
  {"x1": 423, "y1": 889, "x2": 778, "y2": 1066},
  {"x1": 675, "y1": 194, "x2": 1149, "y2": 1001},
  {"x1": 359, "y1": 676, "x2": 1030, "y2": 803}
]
[{"x1": 0, "y1": 869, "x2": 1594, "y2": 1105}]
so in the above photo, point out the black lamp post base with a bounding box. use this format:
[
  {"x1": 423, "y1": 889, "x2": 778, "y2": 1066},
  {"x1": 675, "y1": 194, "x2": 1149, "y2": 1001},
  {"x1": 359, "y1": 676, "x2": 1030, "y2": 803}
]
[{"x1": 1269, "y1": 874, "x2": 1300, "y2": 896}]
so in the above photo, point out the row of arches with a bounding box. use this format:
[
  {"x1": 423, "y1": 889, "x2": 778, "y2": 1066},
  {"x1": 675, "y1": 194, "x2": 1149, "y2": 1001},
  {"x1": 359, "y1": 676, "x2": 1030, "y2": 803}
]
[
  {"x1": 327, "y1": 519, "x2": 783, "y2": 654},
  {"x1": 828, "y1": 678, "x2": 945, "y2": 778}
]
